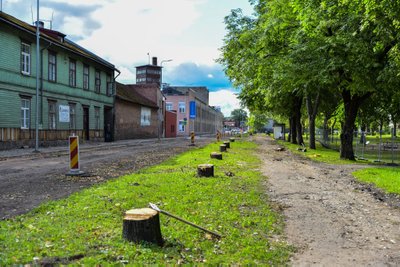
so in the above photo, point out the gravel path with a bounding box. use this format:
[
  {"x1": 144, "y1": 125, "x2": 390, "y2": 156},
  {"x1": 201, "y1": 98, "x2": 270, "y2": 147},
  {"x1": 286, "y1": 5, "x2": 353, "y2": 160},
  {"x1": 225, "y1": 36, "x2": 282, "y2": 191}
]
[{"x1": 255, "y1": 135, "x2": 400, "y2": 266}]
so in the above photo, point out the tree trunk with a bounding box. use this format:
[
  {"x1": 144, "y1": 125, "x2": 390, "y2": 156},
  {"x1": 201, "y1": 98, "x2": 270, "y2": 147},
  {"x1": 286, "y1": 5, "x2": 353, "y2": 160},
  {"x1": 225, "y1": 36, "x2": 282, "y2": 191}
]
[
  {"x1": 197, "y1": 164, "x2": 214, "y2": 177},
  {"x1": 323, "y1": 114, "x2": 329, "y2": 143},
  {"x1": 122, "y1": 208, "x2": 163, "y2": 246},
  {"x1": 210, "y1": 152, "x2": 223, "y2": 160},
  {"x1": 220, "y1": 144, "x2": 227, "y2": 152},
  {"x1": 223, "y1": 141, "x2": 231, "y2": 148},
  {"x1": 288, "y1": 116, "x2": 295, "y2": 143},
  {"x1": 306, "y1": 93, "x2": 320, "y2": 150},
  {"x1": 340, "y1": 89, "x2": 370, "y2": 160},
  {"x1": 294, "y1": 96, "x2": 304, "y2": 145}
]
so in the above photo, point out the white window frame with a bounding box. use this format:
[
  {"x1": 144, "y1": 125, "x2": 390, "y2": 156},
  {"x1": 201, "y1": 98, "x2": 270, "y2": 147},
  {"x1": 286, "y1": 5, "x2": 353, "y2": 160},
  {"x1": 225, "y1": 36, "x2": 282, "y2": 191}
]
[
  {"x1": 178, "y1": 102, "x2": 186, "y2": 113},
  {"x1": 48, "y1": 51, "x2": 56, "y2": 82},
  {"x1": 83, "y1": 64, "x2": 89, "y2": 90},
  {"x1": 94, "y1": 107, "x2": 100, "y2": 129},
  {"x1": 48, "y1": 101, "x2": 57, "y2": 130},
  {"x1": 178, "y1": 120, "x2": 186, "y2": 132},
  {"x1": 166, "y1": 102, "x2": 173, "y2": 111},
  {"x1": 140, "y1": 107, "x2": 151, "y2": 126},
  {"x1": 21, "y1": 42, "x2": 31, "y2": 75},
  {"x1": 21, "y1": 98, "x2": 30, "y2": 129},
  {"x1": 95, "y1": 69, "x2": 101, "y2": 93},
  {"x1": 69, "y1": 59, "x2": 76, "y2": 87},
  {"x1": 106, "y1": 74, "x2": 113, "y2": 96}
]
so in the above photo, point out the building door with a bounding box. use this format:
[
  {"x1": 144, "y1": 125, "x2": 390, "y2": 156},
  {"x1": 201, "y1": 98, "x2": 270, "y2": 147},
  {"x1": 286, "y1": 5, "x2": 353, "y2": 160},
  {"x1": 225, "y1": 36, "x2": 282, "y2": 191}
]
[
  {"x1": 83, "y1": 106, "x2": 89, "y2": 140},
  {"x1": 104, "y1": 106, "x2": 113, "y2": 142}
]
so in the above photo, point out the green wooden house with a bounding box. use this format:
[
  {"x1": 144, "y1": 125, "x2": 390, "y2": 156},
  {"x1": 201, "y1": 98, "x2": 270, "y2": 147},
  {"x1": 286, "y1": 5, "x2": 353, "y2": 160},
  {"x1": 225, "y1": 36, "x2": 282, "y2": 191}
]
[{"x1": 0, "y1": 11, "x2": 119, "y2": 149}]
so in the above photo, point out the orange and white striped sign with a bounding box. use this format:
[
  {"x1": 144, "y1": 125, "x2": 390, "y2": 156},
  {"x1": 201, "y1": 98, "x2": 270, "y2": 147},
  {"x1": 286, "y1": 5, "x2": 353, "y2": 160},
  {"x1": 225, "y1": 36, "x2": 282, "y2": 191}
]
[{"x1": 69, "y1": 135, "x2": 80, "y2": 172}]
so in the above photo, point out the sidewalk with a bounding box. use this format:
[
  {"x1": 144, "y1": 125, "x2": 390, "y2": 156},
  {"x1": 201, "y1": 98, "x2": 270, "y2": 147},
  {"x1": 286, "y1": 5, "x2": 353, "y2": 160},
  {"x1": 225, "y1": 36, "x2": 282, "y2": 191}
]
[{"x1": 0, "y1": 135, "x2": 213, "y2": 159}]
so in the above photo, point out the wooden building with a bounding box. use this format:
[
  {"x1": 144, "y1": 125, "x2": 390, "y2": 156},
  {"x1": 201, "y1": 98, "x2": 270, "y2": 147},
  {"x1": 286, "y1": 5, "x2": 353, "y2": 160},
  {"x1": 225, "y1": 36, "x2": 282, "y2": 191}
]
[{"x1": 0, "y1": 12, "x2": 119, "y2": 149}]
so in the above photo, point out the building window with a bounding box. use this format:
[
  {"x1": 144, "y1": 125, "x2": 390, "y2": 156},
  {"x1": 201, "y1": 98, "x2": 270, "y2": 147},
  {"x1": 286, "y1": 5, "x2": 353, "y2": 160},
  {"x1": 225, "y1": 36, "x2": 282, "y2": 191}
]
[
  {"x1": 48, "y1": 51, "x2": 57, "y2": 82},
  {"x1": 21, "y1": 42, "x2": 31, "y2": 75},
  {"x1": 94, "y1": 107, "x2": 100, "y2": 129},
  {"x1": 166, "y1": 102, "x2": 173, "y2": 111},
  {"x1": 178, "y1": 120, "x2": 185, "y2": 132},
  {"x1": 69, "y1": 59, "x2": 76, "y2": 87},
  {"x1": 20, "y1": 98, "x2": 30, "y2": 129},
  {"x1": 178, "y1": 102, "x2": 186, "y2": 113},
  {"x1": 48, "y1": 101, "x2": 56, "y2": 129},
  {"x1": 95, "y1": 69, "x2": 101, "y2": 93},
  {"x1": 106, "y1": 74, "x2": 113, "y2": 96},
  {"x1": 69, "y1": 103, "x2": 76, "y2": 129},
  {"x1": 140, "y1": 107, "x2": 151, "y2": 126},
  {"x1": 83, "y1": 64, "x2": 89, "y2": 90}
]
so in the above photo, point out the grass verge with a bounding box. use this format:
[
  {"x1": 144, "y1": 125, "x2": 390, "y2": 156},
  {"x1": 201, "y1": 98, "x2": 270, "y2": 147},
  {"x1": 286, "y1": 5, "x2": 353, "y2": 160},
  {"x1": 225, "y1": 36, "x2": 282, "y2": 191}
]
[
  {"x1": 277, "y1": 140, "x2": 355, "y2": 165},
  {"x1": 353, "y1": 168, "x2": 400, "y2": 195},
  {"x1": 277, "y1": 137, "x2": 400, "y2": 197},
  {"x1": 0, "y1": 140, "x2": 291, "y2": 265}
]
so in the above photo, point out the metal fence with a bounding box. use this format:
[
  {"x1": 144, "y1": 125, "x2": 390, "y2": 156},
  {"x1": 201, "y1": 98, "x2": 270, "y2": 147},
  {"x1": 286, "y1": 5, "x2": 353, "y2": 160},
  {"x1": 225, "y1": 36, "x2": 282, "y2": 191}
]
[{"x1": 314, "y1": 130, "x2": 400, "y2": 165}]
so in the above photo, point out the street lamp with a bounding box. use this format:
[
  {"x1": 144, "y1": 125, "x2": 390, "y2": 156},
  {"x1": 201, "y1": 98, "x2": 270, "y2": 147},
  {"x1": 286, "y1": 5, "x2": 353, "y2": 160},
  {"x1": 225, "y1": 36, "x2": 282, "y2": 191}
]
[
  {"x1": 158, "y1": 59, "x2": 172, "y2": 141},
  {"x1": 160, "y1": 59, "x2": 172, "y2": 89},
  {"x1": 35, "y1": 0, "x2": 40, "y2": 152}
]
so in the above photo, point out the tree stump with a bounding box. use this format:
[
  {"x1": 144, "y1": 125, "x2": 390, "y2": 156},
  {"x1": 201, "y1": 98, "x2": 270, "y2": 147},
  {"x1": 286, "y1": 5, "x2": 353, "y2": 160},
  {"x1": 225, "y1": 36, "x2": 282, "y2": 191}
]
[
  {"x1": 220, "y1": 144, "x2": 227, "y2": 152},
  {"x1": 122, "y1": 208, "x2": 163, "y2": 246},
  {"x1": 229, "y1": 138, "x2": 235, "y2": 142},
  {"x1": 197, "y1": 164, "x2": 214, "y2": 177},
  {"x1": 223, "y1": 141, "x2": 230, "y2": 149},
  {"x1": 210, "y1": 152, "x2": 223, "y2": 160}
]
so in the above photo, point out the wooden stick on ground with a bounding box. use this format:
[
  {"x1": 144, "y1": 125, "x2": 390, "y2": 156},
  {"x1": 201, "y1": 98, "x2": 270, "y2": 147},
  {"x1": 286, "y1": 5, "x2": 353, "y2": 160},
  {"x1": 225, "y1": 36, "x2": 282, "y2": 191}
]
[{"x1": 149, "y1": 203, "x2": 222, "y2": 239}]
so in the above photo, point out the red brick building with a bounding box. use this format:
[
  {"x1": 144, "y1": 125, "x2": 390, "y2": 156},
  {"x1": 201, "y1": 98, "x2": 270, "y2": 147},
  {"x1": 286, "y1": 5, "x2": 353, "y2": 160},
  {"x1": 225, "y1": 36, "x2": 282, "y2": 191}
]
[
  {"x1": 165, "y1": 110, "x2": 177, "y2": 138},
  {"x1": 114, "y1": 83, "x2": 160, "y2": 140}
]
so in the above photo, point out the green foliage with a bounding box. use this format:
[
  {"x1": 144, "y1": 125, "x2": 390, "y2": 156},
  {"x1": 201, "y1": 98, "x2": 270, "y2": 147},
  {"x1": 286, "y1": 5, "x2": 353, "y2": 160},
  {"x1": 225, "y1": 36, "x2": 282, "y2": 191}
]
[
  {"x1": 0, "y1": 141, "x2": 292, "y2": 265},
  {"x1": 230, "y1": 108, "x2": 248, "y2": 127},
  {"x1": 219, "y1": 0, "x2": 400, "y2": 159}
]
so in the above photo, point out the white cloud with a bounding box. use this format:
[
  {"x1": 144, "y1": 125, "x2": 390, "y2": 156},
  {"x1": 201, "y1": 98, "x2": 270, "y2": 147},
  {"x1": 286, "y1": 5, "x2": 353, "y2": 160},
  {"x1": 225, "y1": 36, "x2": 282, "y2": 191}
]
[
  {"x1": 209, "y1": 90, "x2": 241, "y2": 117},
  {"x1": 3, "y1": 0, "x2": 254, "y2": 111}
]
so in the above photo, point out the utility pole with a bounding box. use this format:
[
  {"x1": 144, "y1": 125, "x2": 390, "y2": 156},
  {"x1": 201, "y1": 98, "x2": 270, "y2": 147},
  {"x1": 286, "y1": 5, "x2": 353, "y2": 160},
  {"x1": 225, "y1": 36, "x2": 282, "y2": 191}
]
[{"x1": 34, "y1": 0, "x2": 40, "y2": 152}]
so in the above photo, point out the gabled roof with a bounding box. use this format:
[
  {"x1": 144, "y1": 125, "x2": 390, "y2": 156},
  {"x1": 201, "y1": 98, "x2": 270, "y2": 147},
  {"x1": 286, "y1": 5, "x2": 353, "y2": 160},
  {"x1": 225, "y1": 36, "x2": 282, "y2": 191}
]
[
  {"x1": 0, "y1": 11, "x2": 117, "y2": 71},
  {"x1": 116, "y1": 83, "x2": 158, "y2": 108}
]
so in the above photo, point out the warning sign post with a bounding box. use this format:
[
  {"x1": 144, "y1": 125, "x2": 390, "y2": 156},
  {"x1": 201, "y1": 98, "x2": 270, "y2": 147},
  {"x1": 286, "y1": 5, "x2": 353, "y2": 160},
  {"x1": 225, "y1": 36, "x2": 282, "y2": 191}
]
[{"x1": 67, "y1": 135, "x2": 84, "y2": 176}]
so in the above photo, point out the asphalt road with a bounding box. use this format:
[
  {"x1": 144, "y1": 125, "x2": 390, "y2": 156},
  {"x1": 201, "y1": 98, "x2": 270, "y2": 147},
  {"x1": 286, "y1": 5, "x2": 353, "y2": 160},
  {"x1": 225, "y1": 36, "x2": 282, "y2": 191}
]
[{"x1": 0, "y1": 136, "x2": 214, "y2": 220}]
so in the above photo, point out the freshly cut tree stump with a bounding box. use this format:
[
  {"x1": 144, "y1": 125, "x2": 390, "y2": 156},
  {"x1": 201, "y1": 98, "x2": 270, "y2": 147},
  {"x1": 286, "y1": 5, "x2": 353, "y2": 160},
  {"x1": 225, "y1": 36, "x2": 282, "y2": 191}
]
[
  {"x1": 229, "y1": 137, "x2": 235, "y2": 142},
  {"x1": 223, "y1": 141, "x2": 230, "y2": 148},
  {"x1": 210, "y1": 152, "x2": 223, "y2": 160},
  {"x1": 197, "y1": 164, "x2": 214, "y2": 177},
  {"x1": 122, "y1": 208, "x2": 163, "y2": 246},
  {"x1": 219, "y1": 144, "x2": 227, "y2": 152}
]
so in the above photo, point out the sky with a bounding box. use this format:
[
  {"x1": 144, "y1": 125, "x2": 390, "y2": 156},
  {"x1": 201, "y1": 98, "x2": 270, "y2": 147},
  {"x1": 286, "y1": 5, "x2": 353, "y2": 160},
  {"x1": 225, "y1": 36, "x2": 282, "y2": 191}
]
[{"x1": 1, "y1": 0, "x2": 253, "y2": 116}]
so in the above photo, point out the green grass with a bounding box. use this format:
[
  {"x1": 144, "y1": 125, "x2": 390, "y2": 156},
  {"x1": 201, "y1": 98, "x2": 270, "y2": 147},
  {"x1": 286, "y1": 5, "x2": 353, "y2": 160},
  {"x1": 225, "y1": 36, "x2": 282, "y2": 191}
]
[
  {"x1": 277, "y1": 140, "x2": 356, "y2": 165},
  {"x1": 277, "y1": 137, "x2": 400, "y2": 197},
  {"x1": 0, "y1": 140, "x2": 292, "y2": 265},
  {"x1": 353, "y1": 168, "x2": 400, "y2": 194}
]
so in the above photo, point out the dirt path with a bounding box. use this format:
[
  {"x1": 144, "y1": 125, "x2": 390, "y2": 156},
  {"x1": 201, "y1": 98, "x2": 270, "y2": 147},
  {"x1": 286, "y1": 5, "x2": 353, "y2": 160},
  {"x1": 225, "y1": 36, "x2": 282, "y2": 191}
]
[
  {"x1": 0, "y1": 137, "x2": 213, "y2": 220},
  {"x1": 255, "y1": 135, "x2": 400, "y2": 266}
]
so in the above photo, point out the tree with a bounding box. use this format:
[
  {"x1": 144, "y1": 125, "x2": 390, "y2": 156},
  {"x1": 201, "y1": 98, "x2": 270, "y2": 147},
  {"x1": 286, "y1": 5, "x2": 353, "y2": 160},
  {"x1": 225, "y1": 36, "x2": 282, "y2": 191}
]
[{"x1": 230, "y1": 109, "x2": 248, "y2": 127}]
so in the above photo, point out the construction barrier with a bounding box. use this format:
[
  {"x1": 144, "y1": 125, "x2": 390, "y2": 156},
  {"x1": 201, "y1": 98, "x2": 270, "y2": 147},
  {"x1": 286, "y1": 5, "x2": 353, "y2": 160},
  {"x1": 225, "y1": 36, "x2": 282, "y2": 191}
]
[{"x1": 68, "y1": 135, "x2": 83, "y2": 175}]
